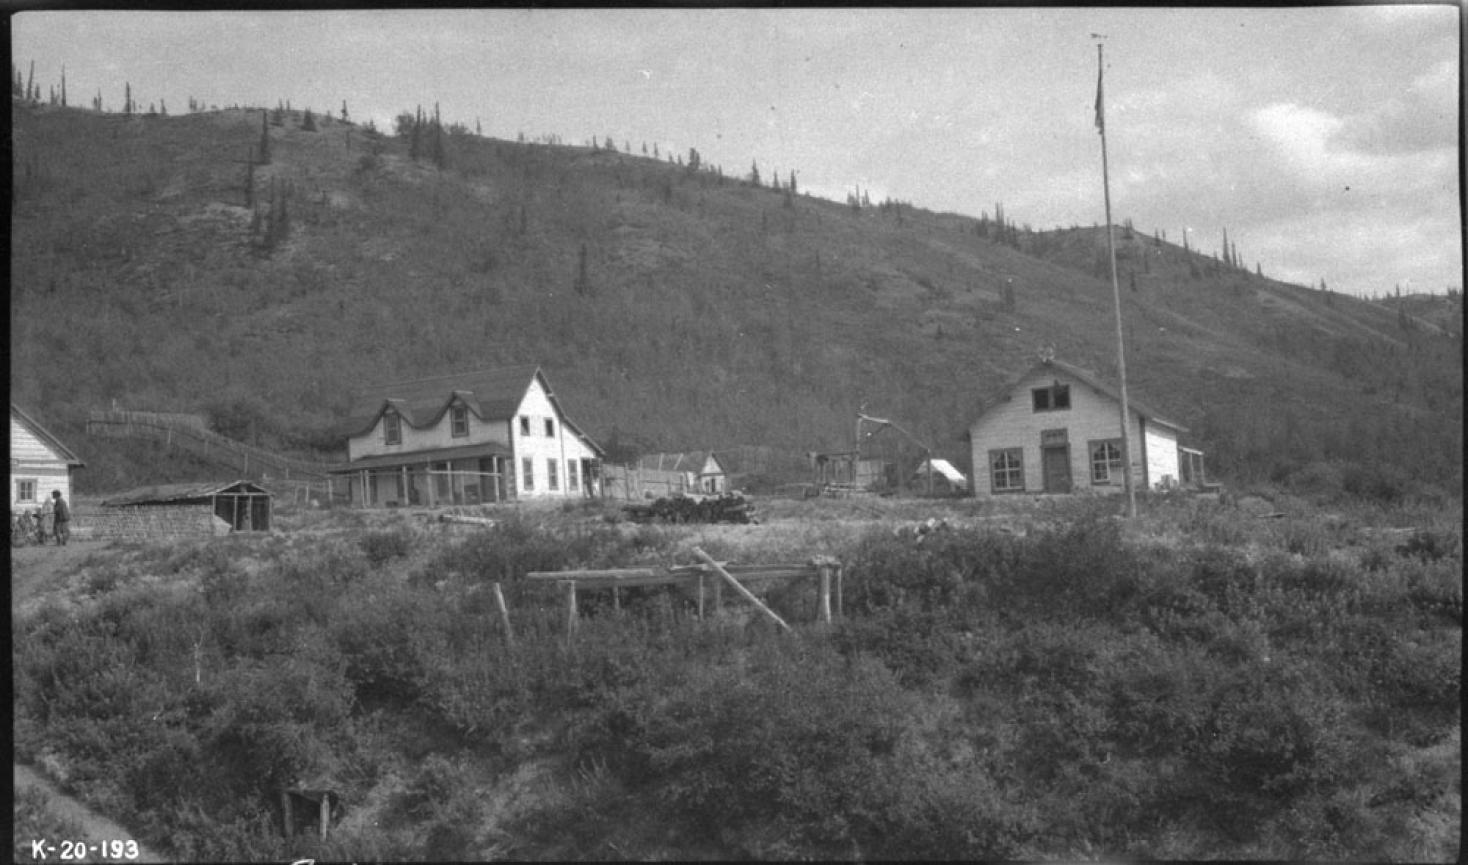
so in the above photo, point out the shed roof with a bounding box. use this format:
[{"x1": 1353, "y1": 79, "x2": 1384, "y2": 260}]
[
  {"x1": 915, "y1": 458, "x2": 968, "y2": 486},
  {"x1": 634, "y1": 451, "x2": 727, "y2": 475},
  {"x1": 971, "y1": 358, "x2": 1187, "y2": 433},
  {"x1": 11, "y1": 403, "x2": 85, "y2": 466},
  {"x1": 102, "y1": 480, "x2": 272, "y2": 507}
]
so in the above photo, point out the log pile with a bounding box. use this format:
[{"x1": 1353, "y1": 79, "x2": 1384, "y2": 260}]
[{"x1": 623, "y1": 492, "x2": 757, "y2": 525}]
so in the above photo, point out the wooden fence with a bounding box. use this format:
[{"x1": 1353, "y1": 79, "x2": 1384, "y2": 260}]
[{"x1": 86, "y1": 410, "x2": 348, "y2": 499}]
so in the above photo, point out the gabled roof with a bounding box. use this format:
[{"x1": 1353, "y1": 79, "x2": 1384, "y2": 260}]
[
  {"x1": 102, "y1": 480, "x2": 271, "y2": 506},
  {"x1": 634, "y1": 451, "x2": 727, "y2": 475},
  {"x1": 10, "y1": 404, "x2": 85, "y2": 466},
  {"x1": 342, "y1": 365, "x2": 604, "y2": 456},
  {"x1": 915, "y1": 458, "x2": 968, "y2": 486},
  {"x1": 971, "y1": 358, "x2": 1187, "y2": 432}
]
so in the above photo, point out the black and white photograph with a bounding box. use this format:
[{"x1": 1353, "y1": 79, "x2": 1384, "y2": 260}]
[{"x1": 10, "y1": 6, "x2": 1461, "y2": 862}]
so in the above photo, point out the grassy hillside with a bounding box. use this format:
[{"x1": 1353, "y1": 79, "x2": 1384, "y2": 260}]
[{"x1": 9, "y1": 101, "x2": 1461, "y2": 499}]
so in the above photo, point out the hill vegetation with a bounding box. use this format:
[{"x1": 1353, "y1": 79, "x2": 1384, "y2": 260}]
[{"x1": 8, "y1": 99, "x2": 1462, "y2": 502}]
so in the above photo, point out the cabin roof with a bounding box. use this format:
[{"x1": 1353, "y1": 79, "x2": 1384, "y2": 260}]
[
  {"x1": 101, "y1": 480, "x2": 272, "y2": 506},
  {"x1": 11, "y1": 403, "x2": 85, "y2": 466}
]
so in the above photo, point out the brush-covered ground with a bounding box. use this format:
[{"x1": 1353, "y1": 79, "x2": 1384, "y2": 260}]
[{"x1": 11, "y1": 488, "x2": 1461, "y2": 862}]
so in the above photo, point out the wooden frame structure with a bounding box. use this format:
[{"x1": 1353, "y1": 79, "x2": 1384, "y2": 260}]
[{"x1": 526, "y1": 547, "x2": 842, "y2": 646}]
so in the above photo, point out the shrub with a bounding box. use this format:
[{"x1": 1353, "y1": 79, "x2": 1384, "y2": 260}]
[{"x1": 359, "y1": 526, "x2": 413, "y2": 566}]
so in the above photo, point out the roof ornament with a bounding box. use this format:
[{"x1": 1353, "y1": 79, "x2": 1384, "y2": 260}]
[{"x1": 1037, "y1": 344, "x2": 1056, "y2": 364}]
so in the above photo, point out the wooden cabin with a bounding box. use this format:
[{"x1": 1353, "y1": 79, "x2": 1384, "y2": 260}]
[
  {"x1": 10, "y1": 404, "x2": 85, "y2": 511},
  {"x1": 967, "y1": 357, "x2": 1199, "y2": 497},
  {"x1": 101, "y1": 480, "x2": 273, "y2": 532},
  {"x1": 335, "y1": 365, "x2": 603, "y2": 506}
]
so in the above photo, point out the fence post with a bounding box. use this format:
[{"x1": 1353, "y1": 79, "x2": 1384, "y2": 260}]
[
  {"x1": 492, "y1": 582, "x2": 515, "y2": 650},
  {"x1": 814, "y1": 557, "x2": 833, "y2": 625},
  {"x1": 563, "y1": 580, "x2": 578, "y2": 648}
]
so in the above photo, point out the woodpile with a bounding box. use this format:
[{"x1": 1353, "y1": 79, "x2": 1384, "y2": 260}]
[{"x1": 623, "y1": 492, "x2": 756, "y2": 525}]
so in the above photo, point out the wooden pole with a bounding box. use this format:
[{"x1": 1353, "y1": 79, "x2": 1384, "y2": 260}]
[
  {"x1": 1097, "y1": 41, "x2": 1136, "y2": 519},
  {"x1": 697, "y1": 572, "x2": 705, "y2": 620},
  {"x1": 492, "y1": 582, "x2": 515, "y2": 649},
  {"x1": 692, "y1": 547, "x2": 792, "y2": 633},
  {"x1": 817, "y1": 561, "x2": 832, "y2": 625},
  {"x1": 281, "y1": 791, "x2": 293, "y2": 838},
  {"x1": 564, "y1": 580, "x2": 578, "y2": 647},
  {"x1": 319, "y1": 794, "x2": 329, "y2": 841}
]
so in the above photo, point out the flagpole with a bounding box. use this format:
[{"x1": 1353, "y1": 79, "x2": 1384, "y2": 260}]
[{"x1": 1096, "y1": 41, "x2": 1137, "y2": 518}]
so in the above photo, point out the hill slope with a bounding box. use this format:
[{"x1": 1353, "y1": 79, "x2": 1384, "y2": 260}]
[{"x1": 9, "y1": 102, "x2": 1462, "y2": 497}]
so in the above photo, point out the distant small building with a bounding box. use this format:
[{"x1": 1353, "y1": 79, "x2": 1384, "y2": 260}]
[
  {"x1": 102, "y1": 479, "x2": 273, "y2": 532},
  {"x1": 913, "y1": 458, "x2": 968, "y2": 494},
  {"x1": 334, "y1": 365, "x2": 603, "y2": 506},
  {"x1": 967, "y1": 357, "x2": 1200, "y2": 497},
  {"x1": 634, "y1": 451, "x2": 729, "y2": 494},
  {"x1": 10, "y1": 404, "x2": 85, "y2": 510}
]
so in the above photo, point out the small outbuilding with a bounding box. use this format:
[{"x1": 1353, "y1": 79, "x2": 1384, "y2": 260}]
[
  {"x1": 102, "y1": 480, "x2": 273, "y2": 532},
  {"x1": 913, "y1": 458, "x2": 969, "y2": 494}
]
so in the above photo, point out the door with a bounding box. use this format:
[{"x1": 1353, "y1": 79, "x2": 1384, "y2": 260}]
[{"x1": 1042, "y1": 445, "x2": 1072, "y2": 493}]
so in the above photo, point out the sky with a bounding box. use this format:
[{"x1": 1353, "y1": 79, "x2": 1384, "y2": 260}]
[{"x1": 11, "y1": 6, "x2": 1463, "y2": 297}]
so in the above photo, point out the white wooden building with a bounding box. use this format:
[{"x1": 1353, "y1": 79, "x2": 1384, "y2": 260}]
[
  {"x1": 10, "y1": 404, "x2": 84, "y2": 510},
  {"x1": 967, "y1": 358, "x2": 1195, "y2": 498},
  {"x1": 334, "y1": 365, "x2": 604, "y2": 507}
]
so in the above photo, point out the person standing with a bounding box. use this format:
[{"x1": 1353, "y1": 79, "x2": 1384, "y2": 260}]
[{"x1": 51, "y1": 490, "x2": 71, "y2": 546}]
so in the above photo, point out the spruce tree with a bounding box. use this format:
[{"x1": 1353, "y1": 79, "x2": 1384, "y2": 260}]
[
  {"x1": 749, "y1": 160, "x2": 760, "y2": 186},
  {"x1": 259, "y1": 110, "x2": 271, "y2": 164},
  {"x1": 124, "y1": 82, "x2": 132, "y2": 116}
]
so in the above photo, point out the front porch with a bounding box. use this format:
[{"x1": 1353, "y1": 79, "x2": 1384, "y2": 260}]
[{"x1": 335, "y1": 443, "x2": 514, "y2": 508}]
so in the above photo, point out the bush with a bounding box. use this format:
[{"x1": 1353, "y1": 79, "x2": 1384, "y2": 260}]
[{"x1": 359, "y1": 526, "x2": 413, "y2": 566}]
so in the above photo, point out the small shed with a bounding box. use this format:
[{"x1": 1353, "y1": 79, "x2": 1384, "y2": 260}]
[
  {"x1": 102, "y1": 480, "x2": 273, "y2": 532},
  {"x1": 913, "y1": 458, "x2": 969, "y2": 493}
]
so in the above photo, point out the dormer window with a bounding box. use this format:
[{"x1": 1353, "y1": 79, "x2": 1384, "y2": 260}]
[
  {"x1": 1032, "y1": 383, "x2": 1071, "y2": 412},
  {"x1": 450, "y1": 405, "x2": 469, "y2": 438},
  {"x1": 383, "y1": 411, "x2": 402, "y2": 445}
]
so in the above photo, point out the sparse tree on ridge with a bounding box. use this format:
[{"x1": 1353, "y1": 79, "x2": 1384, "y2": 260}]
[
  {"x1": 124, "y1": 82, "x2": 132, "y2": 116},
  {"x1": 259, "y1": 109, "x2": 271, "y2": 164},
  {"x1": 749, "y1": 160, "x2": 761, "y2": 187}
]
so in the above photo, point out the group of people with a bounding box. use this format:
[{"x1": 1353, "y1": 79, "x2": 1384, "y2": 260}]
[{"x1": 12, "y1": 490, "x2": 71, "y2": 546}]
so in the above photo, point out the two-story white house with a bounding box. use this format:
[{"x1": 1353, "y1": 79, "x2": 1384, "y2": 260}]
[
  {"x1": 967, "y1": 357, "x2": 1195, "y2": 498},
  {"x1": 11, "y1": 403, "x2": 85, "y2": 510},
  {"x1": 335, "y1": 365, "x2": 604, "y2": 507}
]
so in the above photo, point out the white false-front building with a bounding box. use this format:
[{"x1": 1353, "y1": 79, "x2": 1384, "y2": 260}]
[
  {"x1": 967, "y1": 357, "x2": 1199, "y2": 498},
  {"x1": 11, "y1": 403, "x2": 85, "y2": 510},
  {"x1": 335, "y1": 365, "x2": 604, "y2": 507}
]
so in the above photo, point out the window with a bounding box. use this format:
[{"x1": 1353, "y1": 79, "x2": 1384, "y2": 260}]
[
  {"x1": 547, "y1": 458, "x2": 559, "y2": 491},
  {"x1": 544, "y1": 418, "x2": 556, "y2": 437},
  {"x1": 450, "y1": 406, "x2": 468, "y2": 438},
  {"x1": 1032, "y1": 383, "x2": 1071, "y2": 412},
  {"x1": 522, "y1": 457, "x2": 535, "y2": 491},
  {"x1": 990, "y1": 448, "x2": 1024, "y2": 492},
  {"x1": 1090, "y1": 439, "x2": 1123, "y2": 484},
  {"x1": 568, "y1": 460, "x2": 580, "y2": 492},
  {"x1": 16, "y1": 479, "x2": 37, "y2": 503},
  {"x1": 383, "y1": 412, "x2": 402, "y2": 445},
  {"x1": 519, "y1": 416, "x2": 531, "y2": 436}
]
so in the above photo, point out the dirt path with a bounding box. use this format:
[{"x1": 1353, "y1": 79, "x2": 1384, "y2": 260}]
[
  {"x1": 13, "y1": 763, "x2": 168, "y2": 863},
  {"x1": 10, "y1": 542, "x2": 108, "y2": 609}
]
